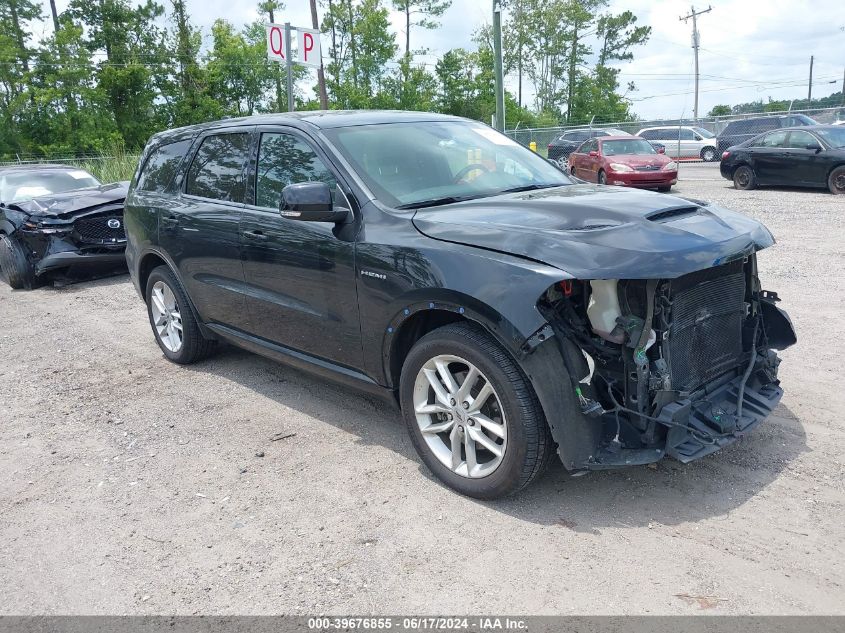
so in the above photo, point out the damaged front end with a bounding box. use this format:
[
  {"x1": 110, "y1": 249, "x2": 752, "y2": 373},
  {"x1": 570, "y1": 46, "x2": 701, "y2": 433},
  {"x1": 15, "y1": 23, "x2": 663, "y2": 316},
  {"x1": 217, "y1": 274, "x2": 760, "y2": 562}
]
[
  {"x1": 1, "y1": 182, "x2": 129, "y2": 284},
  {"x1": 535, "y1": 254, "x2": 796, "y2": 470}
]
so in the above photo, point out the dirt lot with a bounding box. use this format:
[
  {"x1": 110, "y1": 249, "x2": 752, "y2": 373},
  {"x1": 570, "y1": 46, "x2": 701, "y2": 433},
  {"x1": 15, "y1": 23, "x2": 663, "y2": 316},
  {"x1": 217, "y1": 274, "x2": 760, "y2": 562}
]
[{"x1": 1, "y1": 163, "x2": 843, "y2": 615}]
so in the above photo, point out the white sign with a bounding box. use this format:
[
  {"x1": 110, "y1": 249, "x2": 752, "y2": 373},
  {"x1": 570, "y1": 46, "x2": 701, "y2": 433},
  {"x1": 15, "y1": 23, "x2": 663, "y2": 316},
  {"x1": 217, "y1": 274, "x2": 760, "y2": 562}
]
[
  {"x1": 297, "y1": 28, "x2": 321, "y2": 68},
  {"x1": 266, "y1": 23, "x2": 288, "y2": 62}
]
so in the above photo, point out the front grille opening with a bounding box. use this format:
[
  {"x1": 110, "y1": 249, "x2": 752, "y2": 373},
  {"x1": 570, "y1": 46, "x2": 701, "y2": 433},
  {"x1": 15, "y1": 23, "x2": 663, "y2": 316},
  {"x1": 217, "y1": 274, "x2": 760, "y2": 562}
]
[{"x1": 74, "y1": 215, "x2": 126, "y2": 243}]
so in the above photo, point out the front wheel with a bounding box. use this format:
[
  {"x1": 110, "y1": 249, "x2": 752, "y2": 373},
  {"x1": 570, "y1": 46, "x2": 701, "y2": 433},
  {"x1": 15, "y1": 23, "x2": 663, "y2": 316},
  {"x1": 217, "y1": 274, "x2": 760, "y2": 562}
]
[
  {"x1": 733, "y1": 165, "x2": 757, "y2": 190},
  {"x1": 399, "y1": 322, "x2": 554, "y2": 499},
  {"x1": 145, "y1": 266, "x2": 215, "y2": 364},
  {"x1": 597, "y1": 170, "x2": 607, "y2": 185},
  {"x1": 828, "y1": 166, "x2": 845, "y2": 195},
  {"x1": 701, "y1": 147, "x2": 718, "y2": 162},
  {"x1": 0, "y1": 234, "x2": 35, "y2": 289},
  {"x1": 657, "y1": 185, "x2": 672, "y2": 192}
]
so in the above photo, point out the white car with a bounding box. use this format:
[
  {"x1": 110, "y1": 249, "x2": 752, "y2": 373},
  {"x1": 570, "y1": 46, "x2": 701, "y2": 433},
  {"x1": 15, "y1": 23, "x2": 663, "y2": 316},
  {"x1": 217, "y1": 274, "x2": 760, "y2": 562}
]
[{"x1": 636, "y1": 126, "x2": 719, "y2": 161}]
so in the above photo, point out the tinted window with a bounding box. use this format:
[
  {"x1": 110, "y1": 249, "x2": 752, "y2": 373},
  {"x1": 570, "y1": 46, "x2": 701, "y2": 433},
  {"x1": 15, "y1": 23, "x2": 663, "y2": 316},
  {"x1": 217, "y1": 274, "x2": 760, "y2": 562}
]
[
  {"x1": 185, "y1": 133, "x2": 250, "y2": 203},
  {"x1": 785, "y1": 130, "x2": 818, "y2": 149},
  {"x1": 756, "y1": 130, "x2": 789, "y2": 148},
  {"x1": 638, "y1": 130, "x2": 658, "y2": 140},
  {"x1": 255, "y1": 133, "x2": 337, "y2": 209},
  {"x1": 749, "y1": 119, "x2": 778, "y2": 133},
  {"x1": 565, "y1": 131, "x2": 589, "y2": 141},
  {"x1": 789, "y1": 115, "x2": 818, "y2": 126},
  {"x1": 137, "y1": 140, "x2": 191, "y2": 193}
]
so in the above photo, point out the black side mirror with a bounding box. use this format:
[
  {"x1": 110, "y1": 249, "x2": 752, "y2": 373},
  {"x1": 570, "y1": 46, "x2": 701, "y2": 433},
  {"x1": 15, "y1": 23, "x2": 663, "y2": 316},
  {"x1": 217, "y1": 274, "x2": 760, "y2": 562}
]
[
  {"x1": 806, "y1": 143, "x2": 822, "y2": 152},
  {"x1": 281, "y1": 182, "x2": 349, "y2": 223}
]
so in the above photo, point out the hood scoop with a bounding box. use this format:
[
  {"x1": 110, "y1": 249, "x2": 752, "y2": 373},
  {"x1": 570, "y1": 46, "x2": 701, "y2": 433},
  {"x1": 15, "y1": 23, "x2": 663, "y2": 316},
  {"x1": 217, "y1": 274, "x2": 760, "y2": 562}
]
[{"x1": 647, "y1": 206, "x2": 701, "y2": 223}]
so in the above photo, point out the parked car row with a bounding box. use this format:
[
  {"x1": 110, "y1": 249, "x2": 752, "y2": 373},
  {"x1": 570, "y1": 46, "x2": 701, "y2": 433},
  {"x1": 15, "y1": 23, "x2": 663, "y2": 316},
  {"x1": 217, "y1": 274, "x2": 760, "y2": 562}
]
[
  {"x1": 1, "y1": 112, "x2": 798, "y2": 500},
  {"x1": 0, "y1": 164, "x2": 129, "y2": 289}
]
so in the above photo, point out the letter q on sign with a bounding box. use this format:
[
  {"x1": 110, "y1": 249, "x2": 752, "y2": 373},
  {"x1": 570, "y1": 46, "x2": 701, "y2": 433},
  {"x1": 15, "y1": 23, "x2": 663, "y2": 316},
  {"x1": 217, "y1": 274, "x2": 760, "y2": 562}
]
[{"x1": 266, "y1": 24, "x2": 286, "y2": 62}]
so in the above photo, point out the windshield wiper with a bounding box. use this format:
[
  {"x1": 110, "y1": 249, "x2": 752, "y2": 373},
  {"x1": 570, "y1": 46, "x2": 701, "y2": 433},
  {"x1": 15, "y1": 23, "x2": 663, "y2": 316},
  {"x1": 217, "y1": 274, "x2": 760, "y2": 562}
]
[
  {"x1": 499, "y1": 183, "x2": 565, "y2": 194},
  {"x1": 395, "y1": 195, "x2": 480, "y2": 210}
]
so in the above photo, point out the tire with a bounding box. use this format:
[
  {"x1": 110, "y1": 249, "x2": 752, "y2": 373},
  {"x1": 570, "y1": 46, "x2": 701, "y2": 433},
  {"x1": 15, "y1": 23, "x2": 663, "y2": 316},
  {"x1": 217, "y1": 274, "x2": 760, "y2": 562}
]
[
  {"x1": 657, "y1": 185, "x2": 672, "y2": 193},
  {"x1": 570, "y1": 165, "x2": 577, "y2": 176},
  {"x1": 733, "y1": 165, "x2": 757, "y2": 190},
  {"x1": 0, "y1": 234, "x2": 35, "y2": 290},
  {"x1": 598, "y1": 170, "x2": 607, "y2": 185},
  {"x1": 701, "y1": 147, "x2": 718, "y2": 162},
  {"x1": 145, "y1": 265, "x2": 215, "y2": 364},
  {"x1": 399, "y1": 322, "x2": 554, "y2": 499},
  {"x1": 828, "y1": 166, "x2": 845, "y2": 195}
]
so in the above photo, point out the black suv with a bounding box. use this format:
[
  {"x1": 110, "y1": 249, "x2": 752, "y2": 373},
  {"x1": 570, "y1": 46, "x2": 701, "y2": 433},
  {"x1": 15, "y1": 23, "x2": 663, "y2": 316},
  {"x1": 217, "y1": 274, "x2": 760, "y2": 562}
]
[
  {"x1": 125, "y1": 111, "x2": 795, "y2": 499},
  {"x1": 716, "y1": 114, "x2": 818, "y2": 153}
]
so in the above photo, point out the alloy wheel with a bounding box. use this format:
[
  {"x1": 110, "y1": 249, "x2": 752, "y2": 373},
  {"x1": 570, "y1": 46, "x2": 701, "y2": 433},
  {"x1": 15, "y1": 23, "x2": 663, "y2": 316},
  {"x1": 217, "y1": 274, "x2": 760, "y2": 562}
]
[
  {"x1": 834, "y1": 173, "x2": 845, "y2": 193},
  {"x1": 150, "y1": 280, "x2": 183, "y2": 352},
  {"x1": 412, "y1": 354, "x2": 507, "y2": 479}
]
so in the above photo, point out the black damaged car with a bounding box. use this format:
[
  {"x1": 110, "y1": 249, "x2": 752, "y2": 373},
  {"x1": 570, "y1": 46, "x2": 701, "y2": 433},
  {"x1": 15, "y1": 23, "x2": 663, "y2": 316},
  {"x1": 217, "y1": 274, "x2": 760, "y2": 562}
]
[
  {"x1": 0, "y1": 165, "x2": 129, "y2": 288},
  {"x1": 124, "y1": 111, "x2": 796, "y2": 499}
]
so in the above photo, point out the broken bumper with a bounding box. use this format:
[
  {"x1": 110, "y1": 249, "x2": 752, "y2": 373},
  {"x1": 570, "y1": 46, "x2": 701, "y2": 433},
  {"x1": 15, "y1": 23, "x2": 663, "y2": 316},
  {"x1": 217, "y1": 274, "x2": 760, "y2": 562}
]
[{"x1": 35, "y1": 249, "x2": 127, "y2": 274}]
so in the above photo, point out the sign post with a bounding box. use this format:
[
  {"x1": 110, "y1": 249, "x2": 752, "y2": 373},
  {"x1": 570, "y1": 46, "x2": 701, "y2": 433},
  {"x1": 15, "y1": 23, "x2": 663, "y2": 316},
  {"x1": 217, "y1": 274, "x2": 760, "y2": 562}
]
[{"x1": 266, "y1": 22, "x2": 324, "y2": 113}]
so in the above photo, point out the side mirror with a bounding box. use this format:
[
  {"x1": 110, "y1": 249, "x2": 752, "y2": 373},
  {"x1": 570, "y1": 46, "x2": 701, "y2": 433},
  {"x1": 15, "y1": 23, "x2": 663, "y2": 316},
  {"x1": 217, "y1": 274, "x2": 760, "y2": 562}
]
[
  {"x1": 589, "y1": 151, "x2": 599, "y2": 157},
  {"x1": 806, "y1": 143, "x2": 822, "y2": 152},
  {"x1": 281, "y1": 182, "x2": 348, "y2": 223},
  {"x1": 657, "y1": 146, "x2": 666, "y2": 154}
]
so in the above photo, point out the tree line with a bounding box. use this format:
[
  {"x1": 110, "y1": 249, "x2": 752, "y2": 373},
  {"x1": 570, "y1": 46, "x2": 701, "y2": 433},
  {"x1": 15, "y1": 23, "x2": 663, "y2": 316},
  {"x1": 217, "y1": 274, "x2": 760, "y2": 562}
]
[{"x1": 0, "y1": 0, "x2": 651, "y2": 159}]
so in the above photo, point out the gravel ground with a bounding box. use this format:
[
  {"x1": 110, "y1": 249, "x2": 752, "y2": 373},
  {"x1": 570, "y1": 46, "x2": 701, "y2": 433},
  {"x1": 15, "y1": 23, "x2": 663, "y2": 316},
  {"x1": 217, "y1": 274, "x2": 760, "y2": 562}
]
[{"x1": 1, "y1": 163, "x2": 844, "y2": 615}]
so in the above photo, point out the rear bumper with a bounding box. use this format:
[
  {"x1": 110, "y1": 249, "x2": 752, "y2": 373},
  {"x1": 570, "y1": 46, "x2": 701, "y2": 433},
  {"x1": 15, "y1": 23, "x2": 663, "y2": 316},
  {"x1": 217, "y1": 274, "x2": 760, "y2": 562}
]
[
  {"x1": 35, "y1": 249, "x2": 127, "y2": 274},
  {"x1": 608, "y1": 171, "x2": 677, "y2": 188}
]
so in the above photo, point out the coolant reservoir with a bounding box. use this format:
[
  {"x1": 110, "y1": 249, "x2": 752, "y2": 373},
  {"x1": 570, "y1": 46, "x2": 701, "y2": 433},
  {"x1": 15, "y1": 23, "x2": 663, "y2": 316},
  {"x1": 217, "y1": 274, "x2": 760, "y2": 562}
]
[{"x1": 587, "y1": 280, "x2": 625, "y2": 343}]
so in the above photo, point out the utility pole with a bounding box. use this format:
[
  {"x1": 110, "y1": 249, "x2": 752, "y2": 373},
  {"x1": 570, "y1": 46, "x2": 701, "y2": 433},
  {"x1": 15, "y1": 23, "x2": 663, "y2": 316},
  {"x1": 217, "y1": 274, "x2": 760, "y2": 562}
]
[
  {"x1": 680, "y1": 5, "x2": 712, "y2": 121},
  {"x1": 309, "y1": 0, "x2": 329, "y2": 109},
  {"x1": 807, "y1": 55, "x2": 814, "y2": 104},
  {"x1": 841, "y1": 66, "x2": 844, "y2": 106},
  {"x1": 492, "y1": 0, "x2": 505, "y2": 131}
]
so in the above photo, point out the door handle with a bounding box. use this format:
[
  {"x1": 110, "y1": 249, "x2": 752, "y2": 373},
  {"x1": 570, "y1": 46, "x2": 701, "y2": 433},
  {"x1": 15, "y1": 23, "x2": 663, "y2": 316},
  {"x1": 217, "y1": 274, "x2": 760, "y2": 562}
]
[
  {"x1": 160, "y1": 215, "x2": 179, "y2": 228},
  {"x1": 243, "y1": 230, "x2": 269, "y2": 241}
]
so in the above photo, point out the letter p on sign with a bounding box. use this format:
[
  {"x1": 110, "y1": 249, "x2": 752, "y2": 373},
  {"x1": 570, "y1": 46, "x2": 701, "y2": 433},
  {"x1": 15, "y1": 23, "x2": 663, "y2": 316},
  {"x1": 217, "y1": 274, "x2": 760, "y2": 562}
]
[{"x1": 297, "y1": 28, "x2": 321, "y2": 68}]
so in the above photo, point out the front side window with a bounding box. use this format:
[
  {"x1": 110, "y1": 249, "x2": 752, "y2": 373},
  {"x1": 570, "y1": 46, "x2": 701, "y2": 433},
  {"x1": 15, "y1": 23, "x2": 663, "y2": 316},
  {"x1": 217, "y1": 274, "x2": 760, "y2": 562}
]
[
  {"x1": 137, "y1": 140, "x2": 191, "y2": 193},
  {"x1": 324, "y1": 121, "x2": 571, "y2": 209},
  {"x1": 785, "y1": 131, "x2": 818, "y2": 149},
  {"x1": 185, "y1": 133, "x2": 250, "y2": 203},
  {"x1": 255, "y1": 132, "x2": 337, "y2": 209}
]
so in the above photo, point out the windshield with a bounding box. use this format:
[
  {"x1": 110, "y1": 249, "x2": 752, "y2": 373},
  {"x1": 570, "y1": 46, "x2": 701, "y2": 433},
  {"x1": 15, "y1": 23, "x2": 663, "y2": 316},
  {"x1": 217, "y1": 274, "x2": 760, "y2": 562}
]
[
  {"x1": 0, "y1": 168, "x2": 100, "y2": 203},
  {"x1": 602, "y1": 139, "x2": 657, "y2": 156},
  {"x1": 324, "y1": 121, "x2": 572, "y2": 208},
  {"x1": 693, "y1": 127, "x2": 715, "y2": 139},
  {"x1": 816, "y1": 127, "x2": 845, "y2": 148}
]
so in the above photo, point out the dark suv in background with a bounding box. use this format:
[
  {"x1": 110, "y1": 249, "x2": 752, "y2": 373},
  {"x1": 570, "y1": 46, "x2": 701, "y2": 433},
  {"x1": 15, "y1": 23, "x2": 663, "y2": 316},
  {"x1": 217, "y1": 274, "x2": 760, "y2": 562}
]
[
  {"x1": 716, "y1": 114, "x2": 818, "y2": 153},
  {"x1": 124, "y1": 111, "x2": 794, "y2": 499},
  {"x1": 547, "y1": 128, "x2": 630, "y2": 164}
]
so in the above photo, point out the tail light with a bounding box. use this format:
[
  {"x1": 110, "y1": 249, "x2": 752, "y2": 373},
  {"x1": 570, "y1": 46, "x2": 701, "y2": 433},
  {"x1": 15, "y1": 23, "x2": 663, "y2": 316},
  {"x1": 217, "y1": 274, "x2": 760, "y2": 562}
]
[
  {"x1": 721, "y1": 151, "x2": 730, "y2": 160},
  {"x1": 548, "y1": 144, "x2": 552, "y2": 150}
]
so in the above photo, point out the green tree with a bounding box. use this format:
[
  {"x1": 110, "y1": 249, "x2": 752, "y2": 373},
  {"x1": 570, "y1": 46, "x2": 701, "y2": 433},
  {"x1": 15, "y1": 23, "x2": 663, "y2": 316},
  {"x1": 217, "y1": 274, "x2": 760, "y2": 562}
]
[
  {"x1": 392, "y1": 0, "x2": 451, "y2": 58},
  {"x1": 707, "y1": 104, "x2": 731, "y2": 117}
]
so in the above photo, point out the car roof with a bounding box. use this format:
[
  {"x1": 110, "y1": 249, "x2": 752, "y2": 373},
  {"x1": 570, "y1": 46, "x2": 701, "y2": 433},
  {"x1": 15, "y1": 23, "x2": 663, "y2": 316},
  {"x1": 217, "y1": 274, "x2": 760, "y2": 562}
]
[
  {"x1": 148, "y1": 110, "x2": 468, "y2": 145},
  {"x1": 638, "y1": 125, "x2": 695, "y2": 131},
  {"x1": 599, "y1": 135, "x2": 644, "y2": 141}
]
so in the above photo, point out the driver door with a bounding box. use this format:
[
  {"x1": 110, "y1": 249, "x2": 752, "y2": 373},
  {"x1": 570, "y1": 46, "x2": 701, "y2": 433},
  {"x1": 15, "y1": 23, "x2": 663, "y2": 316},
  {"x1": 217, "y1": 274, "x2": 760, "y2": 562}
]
[{"x1": 238, "y1": 128, "x2": 362, "y2": 369}]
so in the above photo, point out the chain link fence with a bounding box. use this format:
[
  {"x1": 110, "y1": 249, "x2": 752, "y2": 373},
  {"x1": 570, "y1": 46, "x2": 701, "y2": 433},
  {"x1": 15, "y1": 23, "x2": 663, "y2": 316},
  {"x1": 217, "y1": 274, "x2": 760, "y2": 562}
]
[{"x1": 506, "y1": 106, "x2": 845, "y2": 163}]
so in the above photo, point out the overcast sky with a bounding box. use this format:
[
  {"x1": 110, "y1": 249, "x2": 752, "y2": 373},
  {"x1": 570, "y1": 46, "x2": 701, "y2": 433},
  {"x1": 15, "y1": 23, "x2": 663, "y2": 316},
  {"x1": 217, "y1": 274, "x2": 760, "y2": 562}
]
[{"x1": 46, "y1": 0, "x2": 845, "y2": 121}]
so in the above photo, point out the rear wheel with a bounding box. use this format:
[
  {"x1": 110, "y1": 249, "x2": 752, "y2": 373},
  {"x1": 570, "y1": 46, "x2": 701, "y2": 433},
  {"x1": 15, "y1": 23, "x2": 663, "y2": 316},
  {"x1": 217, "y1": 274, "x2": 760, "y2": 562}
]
[
  {"x1": 733, "y1": 165, "x2": 757, "y2": 190},
  {"x1": 0, "y1": 234, "x2": 35, "y2": 290},
  {"x1": 701, "y1": 147, "x2": 718, "y2": 162},
  {"x1": 597, "y1": 170, "x2": 607, "y2": 185},
  {"x1": 145, "y1": 266, "x2": 215, "y2": 364},
  {"x1": 828, "y1": 166, "x2": 845, "y2": 195},
  {"x1": 399, "y1": 322, "x2": 554, "y2": 499}
]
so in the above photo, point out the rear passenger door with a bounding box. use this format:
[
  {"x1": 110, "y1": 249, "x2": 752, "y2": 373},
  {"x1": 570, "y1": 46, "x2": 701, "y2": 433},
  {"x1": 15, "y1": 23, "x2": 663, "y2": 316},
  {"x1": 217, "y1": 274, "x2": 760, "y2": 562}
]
[
  {"x1": 165, "y1": 128, "x2": 253, "y2": 327},
  {"x1": 238, "y1": 127, "x2": 362, "y2": 369}
]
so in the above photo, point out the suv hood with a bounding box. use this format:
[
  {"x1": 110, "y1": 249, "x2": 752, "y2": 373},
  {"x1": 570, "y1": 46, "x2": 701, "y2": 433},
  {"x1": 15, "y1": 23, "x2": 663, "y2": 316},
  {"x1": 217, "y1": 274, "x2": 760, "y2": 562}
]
[
  {"x1": 411, "y1": 184, "x2": 774, "y2": 279},
  {"x1": 3, "y1": 181, "x2": 129, "y2": 218}
]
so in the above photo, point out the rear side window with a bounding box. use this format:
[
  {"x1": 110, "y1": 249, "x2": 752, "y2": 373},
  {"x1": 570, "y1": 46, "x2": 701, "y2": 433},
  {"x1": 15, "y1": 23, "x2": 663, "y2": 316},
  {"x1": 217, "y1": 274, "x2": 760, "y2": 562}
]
[
  {"x1": 255, "y1": 132, "x2": 337, "y2": 209},
  {"x1": 638, "y1": 130, "x2": 658, "y2": 140},
  {"x1": 185, "y1": 133, "x2": 250, "y2": 203},
  {"x1": 136, "y1": 140, "x2": 191, "y2": 193}
]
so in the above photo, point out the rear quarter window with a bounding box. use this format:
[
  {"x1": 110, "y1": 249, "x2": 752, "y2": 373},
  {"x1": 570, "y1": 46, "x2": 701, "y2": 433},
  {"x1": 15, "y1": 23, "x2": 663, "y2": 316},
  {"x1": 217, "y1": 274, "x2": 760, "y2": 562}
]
[{"x1": 136, "y1": 140, "x2": 192, "y2": 193}]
